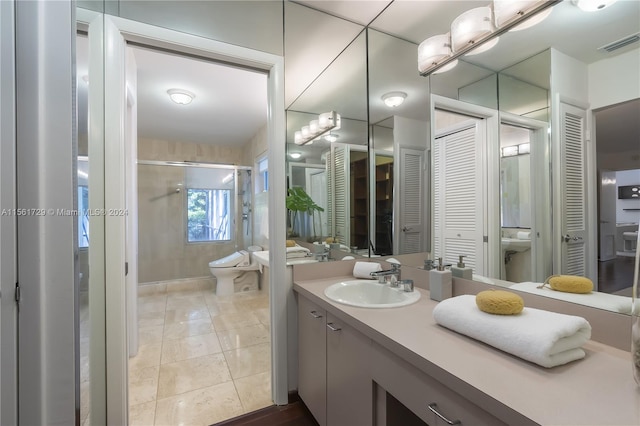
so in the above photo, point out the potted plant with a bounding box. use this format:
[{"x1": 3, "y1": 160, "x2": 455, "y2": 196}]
[{"x1": 286, "y1": 187, "x2": 324, "y2": 239}]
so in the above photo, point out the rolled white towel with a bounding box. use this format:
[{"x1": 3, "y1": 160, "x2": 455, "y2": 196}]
[
  {"x1": 353, "y1": 261, "x2": 382, "y2": 279},
  {"x1": 433, "y1": 295, "x2": 591, "y2": 368},
  {"x1": 516, "y1": 230, "x2": 531, "y2": 240},
  {"x1": 509, "y1": 282, "x2": 632, "y2": 314},
  {"x1": 385, "y1": 258, "x2": 401, "y2": 265}
]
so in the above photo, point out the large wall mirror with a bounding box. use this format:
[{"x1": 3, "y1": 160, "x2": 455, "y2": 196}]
[{"x1": 284, "y1": 0, "x2": 639, "y2": 313}]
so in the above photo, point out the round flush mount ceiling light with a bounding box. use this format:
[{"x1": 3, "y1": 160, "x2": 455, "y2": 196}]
[
  {"x1": 572, "y1": 0, "x2": 617, "y2": 11},
  {"x1": 289, "y1": 152, "x2": 302, "y2": 159},
  {"x1": 382, "y1": 91, "x2": 407, "y2": 108},
  {"x1": 167, "y1": 89, "x2": 195, "y2": 105},
  {"x1": 324, "y1": 133, "x2": 339, "y2": 143}
]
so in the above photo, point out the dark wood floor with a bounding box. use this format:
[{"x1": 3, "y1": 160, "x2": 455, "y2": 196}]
[
  {"x1": 213, "y1": 400, "x2": 318, "y2": 426},
  {"x1": 598, "y1": 255, "x2": 637, "y2": 293}
]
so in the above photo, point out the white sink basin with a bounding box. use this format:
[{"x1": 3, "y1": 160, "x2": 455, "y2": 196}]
[
  {"x1": 502, "y1": 238, "x2": 531, "y2": 252},
  {"x1": 324, "y1": 280, "x2": 421, "y2": 308}
]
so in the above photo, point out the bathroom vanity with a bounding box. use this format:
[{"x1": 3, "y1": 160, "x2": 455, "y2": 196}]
[{"x1": 294, "y1": 274, "x2": 639, "y2": 425}]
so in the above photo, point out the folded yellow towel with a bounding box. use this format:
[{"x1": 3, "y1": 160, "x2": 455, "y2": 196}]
[
  {"x1": 476, "y1": 289, "x2": 524, "y2": 315},
  {"x1": 285, "y1": 239, "x2": 296, "y2": 247},
  {"x1": 325, "y1": 237, "x2": 336, "y2": 244},
  {"x1": 539, "y1": 275, "x2": 593, "y2": 294}
]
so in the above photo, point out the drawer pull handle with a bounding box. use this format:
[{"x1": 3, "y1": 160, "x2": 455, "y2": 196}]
[
  {"x1": 309, "y1": 310, "x2": 323, "y2": 319},
  {"x1": 326, "y1": 322, "x2": 342, "y2": 332},
  {"x1": 428, "y1": 403, "x2": 461, "y2": 425}
]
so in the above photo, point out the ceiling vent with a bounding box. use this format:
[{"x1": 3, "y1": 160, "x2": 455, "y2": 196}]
[{"x1": 598, "y1": 33, "x2": 640, "y2": 53}]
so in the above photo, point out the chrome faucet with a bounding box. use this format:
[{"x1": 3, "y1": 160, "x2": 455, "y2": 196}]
[{"x1": 370, "y1": 263, "x2": 401, "y2": 286}]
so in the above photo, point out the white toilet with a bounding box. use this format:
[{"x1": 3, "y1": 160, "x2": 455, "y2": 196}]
[{"x1": 209, "y1": 246, "x2": 262, "y2": 296}]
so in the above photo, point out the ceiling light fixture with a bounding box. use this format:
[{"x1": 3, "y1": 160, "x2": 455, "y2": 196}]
[
  {"x1": 418, "y1": 0, "x2": 561, "y2": 76},
  {"x1": 572, "y1": 0, "x2": 617, "y2": 11},
  {"x1": 289, "y1": 152, "x2": 302, "y2": 159},
  {"x1": 294, "y1": 111, "x2": 341, "y2": 146},
  {"x1": 324, "y1": 133, "x2": 338, "y2": 143},
  {"x1": 382, "y1": 92, "x2": 407, "y2": 108},
  {"x1": 167, "y1": 88, "x2": 195, "y2": 105}
]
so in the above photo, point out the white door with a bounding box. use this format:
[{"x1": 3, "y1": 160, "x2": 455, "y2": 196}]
[
  {"x1": 433, "y1": 120, "x2": 486, "y2": 274},
  {"x1": 557, "y1": 102, "x2": 588, "y2": 276},
  {"x1": 599, "y1": 170, "x2": 617, "y2": 261},
  {"x1": 396, "y1": 147, "x2": 425, "y2": 254}
]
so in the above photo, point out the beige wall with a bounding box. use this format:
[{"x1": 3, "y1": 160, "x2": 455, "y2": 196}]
[{"x1": 137, "y1": 132, "x2": 268, "y2": 284}]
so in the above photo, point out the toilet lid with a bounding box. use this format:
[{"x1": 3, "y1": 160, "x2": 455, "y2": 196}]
[
  {"x1": 247, "y1": 245, "x2": 262, "y2": 252},
  {"x1": 209, "y1": 250, "x2": 250, "y2": 268}
]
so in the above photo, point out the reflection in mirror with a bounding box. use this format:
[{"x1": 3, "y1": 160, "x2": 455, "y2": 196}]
[
  {"x1": 368, "y1": 29, "x2": 430, "y2": 257},
  {"x1": 286, "y1": 29, "x2": 368, "y2": 252}
]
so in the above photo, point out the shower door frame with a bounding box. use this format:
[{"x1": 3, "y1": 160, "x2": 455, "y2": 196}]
[{"x1": 100, "y1": 15, "x2": 287, "y2": 423}]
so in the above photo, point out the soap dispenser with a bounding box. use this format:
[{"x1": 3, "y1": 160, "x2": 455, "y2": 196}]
[
  {"x1": 429, "y1": 258, "x2": 452, "y2": 302},
  {"x1": 451, "y1": 255, "x2": 473, "y2": 280}
]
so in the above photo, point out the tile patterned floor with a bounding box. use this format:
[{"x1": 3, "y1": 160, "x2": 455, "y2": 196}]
[{"x1": 129, "y1": 282, "x2": 272, "y2": 426}]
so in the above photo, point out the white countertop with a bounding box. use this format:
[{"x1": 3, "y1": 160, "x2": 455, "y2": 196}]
[{"x1": 294, "y1": 276, "x2": 640, "y2": 426}]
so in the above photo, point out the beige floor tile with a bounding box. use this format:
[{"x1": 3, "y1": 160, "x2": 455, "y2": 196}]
[
  {"x1": 138, "y1": 325, "x2": 164, "y2": 345},
  {"x1": 216, "y1": 324, "x2": 270, "y2": 351},
  {"x1": 138, "y1": 283, "x2": 167, "y2": 296},
  {"x1": 157, "y1": 354, "x2": 231, "y2": 398},
  {"x1": 128, "y1": 365, "x2": 159, "y2": 406},
  {"x1": 254, "y1": 308, "x2": 271, "y2": 326},
  {"x1": 138, "y1": 311, "x2": 165, "y2": 328},
  {"x1": 233, "y1": 297, "x2": 269, "y2": 311},
  {"x1": 138, "y1": 294, "x2": 167, "y2": 305},
  {"x1": 129, "y1": 401, "x2": 156, "y2": 426},
  {"x1": 163, "y1": 318, "x2": 214, "y2": 341},
  {"x1": 161, "y1": 333, "x2": 222, "y2": 364},
  {"x1": 154, "y1": 382, "x2": 244, "y2": 426},
  {"x1": 234, "y1": 371, "x2": 272, "y2": 412},
  {"x1": 223, "y1": 342, "x2": 271, "y2": 380},
  {"x1": 212, "y1": 311, "x2": 261, "y2": 332},
  {"x1": 138, "y1": 300, "x2": 167, "y2": 315},
  {"x1": 164, "y1": 306, "x2": 210, "y2": 324},
  {"x1": 165, "y1": 295, "x2": 208, "y2": 311},
  {"x1": 129, "y1": 343, "x2": 162, "y2": 371}
]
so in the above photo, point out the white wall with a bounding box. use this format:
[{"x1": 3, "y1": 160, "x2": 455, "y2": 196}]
[
  {"x1": 616, "y1": 169, "x2": 640, "y2": 224},
  {"x1": 589, "y1": 48, "x2": 640, "y2": 110}
]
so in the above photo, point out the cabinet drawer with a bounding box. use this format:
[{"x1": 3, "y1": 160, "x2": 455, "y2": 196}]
[
  {"x1": 298, "y1": 296, "x2": 327, "y2": 426},
  {"x1": 371, "y1": 342, "x2": 506, "y2": 426}
]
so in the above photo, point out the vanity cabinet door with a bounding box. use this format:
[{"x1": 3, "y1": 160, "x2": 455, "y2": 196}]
[
  {"x1": 297, "y1": 296, "x2": 327, "y2": 426},
  {"x1": 326, "y1": 312, "x2": 372, "y2": 426}
]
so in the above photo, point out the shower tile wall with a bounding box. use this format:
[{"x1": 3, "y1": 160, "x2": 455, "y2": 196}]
[{"x1": 138, "y1": 138, "x2": 248, "y2": 284}]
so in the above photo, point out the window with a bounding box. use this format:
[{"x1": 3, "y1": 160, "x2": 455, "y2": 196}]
[
  {"x1": 257, "y1": 156, "x2": 268, "y2": 192},
  {"x1": 187, "y1": 188, "x2": 232, "y2": 242}
]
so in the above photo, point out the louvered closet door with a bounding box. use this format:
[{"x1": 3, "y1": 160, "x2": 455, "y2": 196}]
[
  {"x1": 331, "y1": 145, "x2": 349, "y2": 246},
  {"x1": 434, "y1": 122, "x2": 485, "y2": 274},
  {"x1": 398, "y1": 148, "x2": 425, "y2": 253},
  {"x1": 559, "y1": 103, "x2": 588, "y2": 276},
  {"x1": 326, "y1": 150, "x2": 333, "y2": 237}
]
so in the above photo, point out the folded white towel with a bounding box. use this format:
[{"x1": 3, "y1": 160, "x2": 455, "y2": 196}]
[
  {"x1": 509, "y1": 282, "x2": 632, "y2": 314},
  {"x1": 287, "y1": 245, "x2": 310, "y2": 254},
  {"x1": 353, "y1": 261, "x2": 382, "y2": 279},
  {"x1": 433, "y1": 295, "x2": 591, "y2": 368}
]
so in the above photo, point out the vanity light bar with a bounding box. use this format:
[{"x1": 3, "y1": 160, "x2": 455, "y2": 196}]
[
  {"x1": 294, "y1": 111, "x2": 341, "y2": 146},
  {"x1": 501, "y1": 143, "x2": 530, "y2": 157},
  {"x1": 419, "y1": 0, "x2": 561, "y2": 77}
]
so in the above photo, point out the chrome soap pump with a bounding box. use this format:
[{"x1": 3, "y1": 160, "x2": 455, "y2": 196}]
[
  {"x1": 429, "y1": 257, "x2": 452, "y2": 302},
  {"x1": 451, "y1": 255, "x2": 473, "y2": 280}
]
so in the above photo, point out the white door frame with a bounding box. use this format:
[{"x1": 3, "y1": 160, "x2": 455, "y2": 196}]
[
  {"x1": 430, "y1": 95, "x2": 500, "y2": 278},
  {"x1": 0, "y1": 0, "x2": 18, "y2": 423},
  {"x1": 100, "y1": 15, "x2": 287, "y2": 422}
]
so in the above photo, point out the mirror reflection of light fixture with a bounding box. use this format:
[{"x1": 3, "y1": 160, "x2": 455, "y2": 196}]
[
  {"x1": 418, "y1": 33, "x2": 453, "y2": 74},
  {"x1": 510, "y1": 7, "x2": 552, "y2": 31},
  {"x1": 167, "y1": 88, "x2": 195, "y2": 105},
  {"x1": 572, "y1": 0, "x2": 617, "y2": 11},
  {"x1": 451, "y1": 7, "x2": 494, "y2": 52},
  {"x1": 294, "y1": 111, "x2": 341, "y2": 145},
  {"x1": 324, "y1": 133, "x2": 338, "y2": 143},
  {"x1": 289, "y1": 152, "x2": 302, "y2": 159},
  {"x1": 418, "y1": 0, "x2": 561, "y2": 76},
  {"x1": 433, "y1": 60, "x2": 459, "y2": 74},
  {"x1": 382, "y1": 92, "x2": 407, "y2": 107}
]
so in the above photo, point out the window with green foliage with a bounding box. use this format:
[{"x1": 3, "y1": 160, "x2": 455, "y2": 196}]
[{"x1": 187, "y1": 188, "x2": 231, "y2": 242}]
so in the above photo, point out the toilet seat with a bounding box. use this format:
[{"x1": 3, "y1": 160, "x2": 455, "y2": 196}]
[{"x1": 209, "y1": 250, "x2": 250, "y2": 268}]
